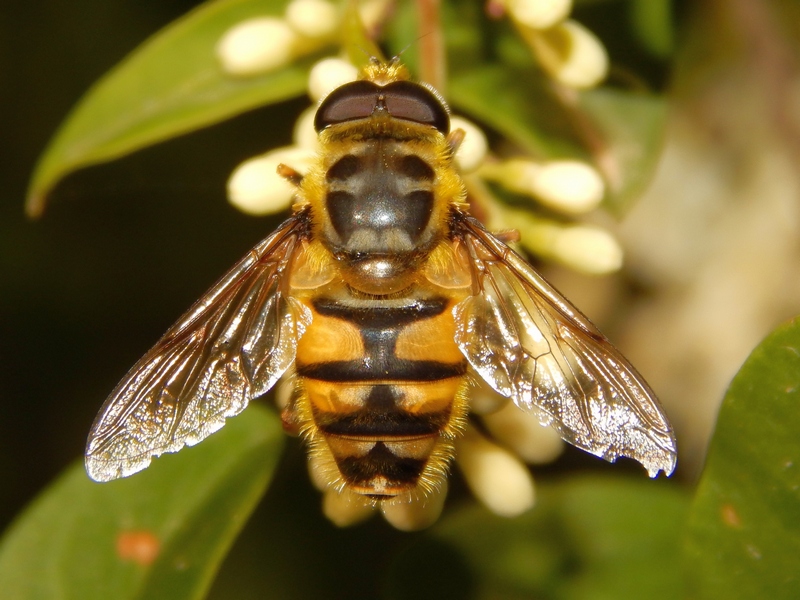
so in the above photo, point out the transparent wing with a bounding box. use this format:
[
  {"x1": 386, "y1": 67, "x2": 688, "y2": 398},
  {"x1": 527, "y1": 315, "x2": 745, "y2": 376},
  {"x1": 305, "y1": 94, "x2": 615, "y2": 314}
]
[
  {"x1": 452, "y1": 215, "x2": 676, "y2": 476},
  {"x1": 86, "y1": 212, "x2": 313, "y2": 482}
]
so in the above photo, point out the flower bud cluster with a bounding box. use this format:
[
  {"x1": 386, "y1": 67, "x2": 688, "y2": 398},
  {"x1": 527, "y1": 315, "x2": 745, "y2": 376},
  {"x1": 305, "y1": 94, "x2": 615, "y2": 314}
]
[
  {"x1": 496, "y1": 0, "x2": 609, "y2": 89},
  {"x1": 216, "y1": 0, "x2": 341, "y2": 77},
  {"x1": 481, "y1": 158, "x2": 604, "y2": 214},
  {"x1": 452, "y1": 381, "x2": 563, "y2": 519},
  {"x1": 458, "y1": 0, "x2": 619, "y2": 274},
  {"x1": 464, "y1": 151, "x2": 619, "y2": 275},
  {"x1": 456, "y1": 425, "x2": 536, "y2": 518},
  {"x1": 224, "y1": 55, "x2": 358, "y2": 217}
]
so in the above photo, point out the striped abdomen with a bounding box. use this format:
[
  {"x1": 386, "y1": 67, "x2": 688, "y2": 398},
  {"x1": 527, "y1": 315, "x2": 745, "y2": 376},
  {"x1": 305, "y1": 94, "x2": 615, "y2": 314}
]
[{"x1": 294, "y1": 291, "x2": 469, "y2": 497}]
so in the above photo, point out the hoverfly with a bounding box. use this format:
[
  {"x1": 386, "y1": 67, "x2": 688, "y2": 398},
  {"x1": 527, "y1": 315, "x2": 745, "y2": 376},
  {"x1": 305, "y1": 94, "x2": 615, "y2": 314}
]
[{"x1": 86, "y1": 59, "x2": 676, "y2": 501}]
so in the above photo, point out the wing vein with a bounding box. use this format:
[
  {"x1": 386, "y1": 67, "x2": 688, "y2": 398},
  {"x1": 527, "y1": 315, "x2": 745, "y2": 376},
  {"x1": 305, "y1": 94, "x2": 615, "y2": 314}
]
[
  {"x1": 451, "y1": 212, "x2": 676, "y2": 477},
  {"x1": 85, "y1": 211, "x2": 311, "y2": 481}
]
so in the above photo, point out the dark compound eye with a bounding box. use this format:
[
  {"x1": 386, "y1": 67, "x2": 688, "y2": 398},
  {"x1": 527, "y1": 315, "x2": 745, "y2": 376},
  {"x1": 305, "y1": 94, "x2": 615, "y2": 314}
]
[
  {"x1": 314, "y1": 80, "x2": 381, "y2": 132},
  {"x1": 315, "y1": 80, "x2": 449, "y2": 134},
  {"x1": 381, "y1": 81, "x2": 449, "y2": 133}
]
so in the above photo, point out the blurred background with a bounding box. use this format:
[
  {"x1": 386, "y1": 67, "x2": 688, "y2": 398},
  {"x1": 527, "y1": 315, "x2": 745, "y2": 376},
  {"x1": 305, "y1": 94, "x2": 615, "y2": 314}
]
[{"x1": 2, "y1": 0, "x2": 800, "y2": 596}]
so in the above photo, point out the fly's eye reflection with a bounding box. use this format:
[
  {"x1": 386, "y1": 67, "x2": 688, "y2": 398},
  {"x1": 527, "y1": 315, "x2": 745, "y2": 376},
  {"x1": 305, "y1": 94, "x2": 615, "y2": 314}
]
[{"x1": 85, "y1": 59, "x2": 676, "y2": 526}]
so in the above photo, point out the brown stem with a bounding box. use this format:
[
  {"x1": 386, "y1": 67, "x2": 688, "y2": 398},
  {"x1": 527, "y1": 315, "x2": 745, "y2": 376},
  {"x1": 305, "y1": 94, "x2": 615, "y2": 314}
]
[{"x1": 415, "y1": 0, "x2": 446, "y2": 93}]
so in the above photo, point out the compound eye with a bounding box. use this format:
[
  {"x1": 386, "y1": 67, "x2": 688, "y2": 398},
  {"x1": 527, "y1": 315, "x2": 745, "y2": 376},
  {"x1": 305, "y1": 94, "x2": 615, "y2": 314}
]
[
  {"x1": 314, "y1": 80, "x2": 381, "y2": 132},
  {"x1": 314, "y1": 79, "x2": 450, "y2": 134},
  {"x1": 382, "y1": 81, "x2": 449, "y2": 134}
]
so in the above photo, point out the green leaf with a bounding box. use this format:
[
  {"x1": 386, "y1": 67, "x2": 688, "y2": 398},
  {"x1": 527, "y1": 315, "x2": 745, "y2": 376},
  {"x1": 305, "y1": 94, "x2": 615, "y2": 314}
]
[
  {"x1": 388, "y1": 476, "x2": 689, "y2": 600},
  {"x1": 578, "y1": 88, "x2": 668, "y2": 214},
  {"x1": 449, "y1": 63, "x2": 588, "y2": 159},
  {"x1": 449, "y1": 69, "x2": 667, "y2": 216},
  {"x1": 684, "y1": 317, "x2": 800, "y2": 599},
  {"x1": 0, "y1": 404, "x2": 284, "y2": 600},
  {"x1": 629, "y1": 0, "x2": 675, "y2": 59},
  {"x1": 425, "y1": 3, "x2": 590, "y2": 160},
  {"x1": 27, "y1": 0, "x2": 322, "y2": 217},
  {"x1": 341, "y1": 0, "x2": 384, "y2": 67}
]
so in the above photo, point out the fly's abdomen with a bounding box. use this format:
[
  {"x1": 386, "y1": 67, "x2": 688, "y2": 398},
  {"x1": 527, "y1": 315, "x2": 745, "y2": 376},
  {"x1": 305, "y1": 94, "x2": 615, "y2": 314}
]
[{"x1": 294, "y1": 292, "x2": 469, "y2": 496}]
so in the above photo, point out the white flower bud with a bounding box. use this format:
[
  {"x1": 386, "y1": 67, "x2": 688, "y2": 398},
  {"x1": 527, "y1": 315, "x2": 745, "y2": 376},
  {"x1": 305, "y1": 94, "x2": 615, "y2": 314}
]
[
  {"x1": 308, "y1": 57, "x2": 359, "y2": 102},
  {"x1": 528, "y1": 19, "x2": 608, "y2": 89},
  {"x1": 551, "y1": 225, "x2": 623, "y2": 275},
  {"x1": 456, "y1": 426, "x2": 535, "y2": 518},
  {"x1": 451, "y1": 116, "x2": 488, "y2": 173},
  {"x1": 216, "y1": 18, "x2": 298, "y2": 77},
  {"x1": 381, "y1": 483, "x2": 448, "y2": 531},
  {"x1": 285, "y1": 0, "x2": 340, "y2": 39},
  {"x1": 508, "y1": 0, "x2": 572, "y2": 30},
  {"x1": 323, "y1": 489, "x2": 375, "y2": 527},
  {"x1": 226, "y1": 146, "x2": 314, "y2": 215},
  {"x1": 469, "y1": 380, "x2": 510, "y2": 415},
  {"x1": 306, "y1": 452, "x2": 332, "y2": 491},
  {"x1": 495, "y1": 159, "x2": 603, "y2": 214},
  {"x1": 358, "y1": 0, "x2": 391, "y2": 31},
  {"x1": 274, "y1": 372, "x2": 295, "y2": 411},
  {"x1": 481, "y1": 402, "x2": 564, "y2": 464},
  {"x1": 530, "y1": 160, "x2": 604, "y2": 212},
  {"x1": 293, "y1": 106, "x2": 320, "y2": 151}
]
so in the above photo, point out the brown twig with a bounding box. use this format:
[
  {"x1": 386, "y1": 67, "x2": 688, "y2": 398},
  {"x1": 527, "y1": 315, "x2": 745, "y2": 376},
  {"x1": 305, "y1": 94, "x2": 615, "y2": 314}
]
[{"x1": 415, "y1": 0, "x2": 446, "y2": 93}]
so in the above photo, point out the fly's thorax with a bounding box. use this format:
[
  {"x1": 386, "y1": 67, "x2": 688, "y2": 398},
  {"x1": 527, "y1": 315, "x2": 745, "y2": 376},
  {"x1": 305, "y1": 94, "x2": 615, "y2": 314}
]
[{"x1": 300, "y1": 118, "x2": 465, "y2": 295}]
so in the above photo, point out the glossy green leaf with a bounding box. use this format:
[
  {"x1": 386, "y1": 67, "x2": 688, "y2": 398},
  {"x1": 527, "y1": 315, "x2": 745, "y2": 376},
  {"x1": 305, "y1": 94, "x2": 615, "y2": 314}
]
[
  {"x1": 388, "y1": 476, "x2": 688, "y2": 600},
  {"x1": 0, "y1": 404, "x2": 283, "y2": 600},
  {"x1": 685, "y1": 317, "x2": 800, "y2": 599},
  {"x1": 27, "y1": 0, "x2": 322, "y2": 217}
]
